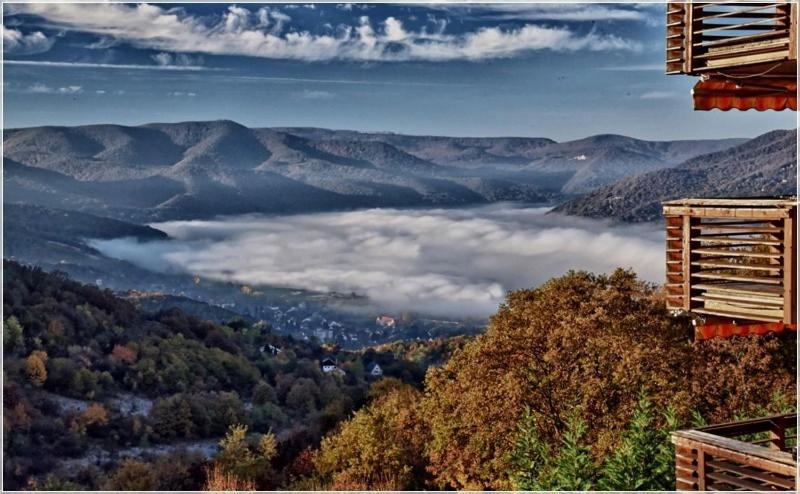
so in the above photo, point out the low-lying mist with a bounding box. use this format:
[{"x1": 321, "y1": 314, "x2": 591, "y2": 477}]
[{"x1": 90, "y1": 205, "x2": 665, "y2": 318}]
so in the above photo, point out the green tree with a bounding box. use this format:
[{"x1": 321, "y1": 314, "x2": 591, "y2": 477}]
[
  {"x1": 4, "y1": 316, "x2": 24, "y2": 352},
  {"x1": 509, "y1": 411, "x2": 600, "y2": 491},
  {"x1": 599, "y1": 392, "x2": 677, "y2": 491},
  {"x1": 215, "y1": 424, "x2": 277, "y2": 485}
]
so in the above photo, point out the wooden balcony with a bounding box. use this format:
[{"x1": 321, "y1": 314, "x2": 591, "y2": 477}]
[
  {"x1": 666, "y1": 2, "x2": 797, "y2": 110},
  {"x1": 663, "y1": 198, "x2": 797, "y2": 335},
  {"x1": 672, "y1": 413, "x2": 797, "y2": 491},
  {"x1": 667, "y1": 2, "x2": 797, "y2": 76}
]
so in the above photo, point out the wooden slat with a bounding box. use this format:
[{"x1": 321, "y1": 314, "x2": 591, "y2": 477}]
[
  {"x1": 692, "y1": 293, "x2": 784, "y2": 307},
  {"x1": 692, "y1": 307, "x2": 783, "y2": 322},
  {"x1": 700, "y1": 300, "x2": 783, "y2": 319},
  {"x1": 663, "y1": 206, "x2": 790, "y2": 219},
  {"x1": 693, "y1": 283, "x2": 784, "y2": 297},
  {"x1": 663, "y1": 198, "x2": 797, "y2": 207},
  {"x1": 691, "y1": 261, "x2": 782, "y2": 272},
  {"x1": 705, "y1": 460, "x2": 795, "y2": 490},
  {"x1": 693, "y1": 272, "x2": 783, "y2": 284},
  {"x1": 696, "y1": 237, "x2": 784, "y2": 246},
  {"x1": 705, "y1": 470, "x2": 781, "y2": 491},
  {"x1": 693, "y1": 248, "x2": 782, "y2": 258},
  {"x1": 692, "y1": 225, "x2": 783, "y2": 233},
  {"x1": 783, "y1": 213, "x2": 795, "y2": 324},
  {"x1": 698, "y1": 414, "x2": 797, "y2": 438}
]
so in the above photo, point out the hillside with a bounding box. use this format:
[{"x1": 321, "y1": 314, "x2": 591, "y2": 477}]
[
  {"x1": 555, "y1": 129, "x2": 797, "y2": 222},
  {"x1": 4, "y1": 121, "x2": 745, "y2": 220},
  {"x1": 1, "y1": 261, "x2": 435, "y2": 490}
]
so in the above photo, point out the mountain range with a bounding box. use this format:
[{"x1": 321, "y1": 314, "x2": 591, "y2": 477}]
[
  {"x1": 555, "y1": 129, "x2": 797, "y2": 222},
  {"x1": 3, "y1": 120, "x2": 745, "y2": 221}
]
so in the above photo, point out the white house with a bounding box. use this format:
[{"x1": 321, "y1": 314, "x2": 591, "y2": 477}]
[
  {"x1": 367, "y1": 362, "x2": 383, "y2": 378},
  {"x1": 321, "y1": 357, "x2": 338, "y2": 373}
]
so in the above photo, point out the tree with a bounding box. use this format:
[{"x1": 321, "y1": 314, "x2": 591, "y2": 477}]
[
  {"x1": 285, "y1": 378, "x2": 319, "y2": 414},
  {"x1": 423, "y1": 270, "x2": 694, "y2": 489},
  {"x1": 25, "y1": 350, "x2": 48, "y2": 387},
  {"x1": 252, "y1": 381, "x2": 277, "y2": 405},
  {"x1": 71, "y1": 403, "x2": 110, "y2": 436},
  {"x1": 508, "y1": 410, "x2": 599, "y2": 491},
  {"x1": 599, "y1": 392, "x2": 677, "y2": 491},
  {"x1": 103, "y1": 459, "x2": 158, "y2": 490},
  {"x1": 314, "y1": 384, "x2": 429, "y2": 490},
  {"x1": 214, "y1": 424, "x2": 277, "y2": 487},
  {"x1": 4, "y1": 316, "x2": 24, "y2": 352},
  {"x1": 110, "y1": 344, "x2": 137, "y2": 364}
]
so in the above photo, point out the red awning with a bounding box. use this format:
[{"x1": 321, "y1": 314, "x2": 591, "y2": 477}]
[{"x1": 692, "y1": 78, "x2": 797, "y2": 111}]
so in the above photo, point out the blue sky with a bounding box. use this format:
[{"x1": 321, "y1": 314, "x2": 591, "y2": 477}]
[{"x1": 2, "y1": 2, "x2": 794, "y2": 140}]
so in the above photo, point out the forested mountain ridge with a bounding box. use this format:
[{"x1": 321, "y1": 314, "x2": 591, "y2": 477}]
[
  {"x1": 555, "y1": 129, "x2": 797, "y2": 222},
  {"x1": 4, "y1": 120, "x2": 744, "y2": 221}
]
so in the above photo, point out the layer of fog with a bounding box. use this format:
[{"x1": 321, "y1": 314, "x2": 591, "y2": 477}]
[{"x1": 91, "y1": 205, "x2": 664, "y2": 318}]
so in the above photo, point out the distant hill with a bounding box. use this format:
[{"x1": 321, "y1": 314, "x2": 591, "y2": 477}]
[
  {"x1": 4, "y1": 120, "x2": 745, "y2": 220},
  {"x1": 554, "y1": 129, "x2": 797, "y2": 222}
]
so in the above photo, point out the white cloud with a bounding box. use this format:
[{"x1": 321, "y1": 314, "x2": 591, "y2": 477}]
[
  {"x1": 25, "y1": 83, "x2": 83, "y2": 94},
  {"x1": 300, "y1": 89, "x2": 335, "y2": 99},
  {"x1": 95, "y1": 89, "x2": 106, "y2": 94},
  {"x1": 457, "y1": 4, "x2": 653, "y2": 22},
  {"x1": 90, "y1": 206, "x2": 664, "y2": 318},
  {"x1": 3, "y1": 59, "x2": 215, "y2": 71},
  {"x1": 2, "y1": 26, "x2": 54, "y2": 55},
  {"x1": 169, "y1": 91, "x2": 197, "y2": 97},
  {"x1": 641, "y1": 90, "x2": 678, "y2": 100},
  {"x1": 10, "y1": 3, "x2": 640, "y2": 62}
]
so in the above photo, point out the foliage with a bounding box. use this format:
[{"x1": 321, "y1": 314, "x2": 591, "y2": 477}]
[
  {"x1": 314, "y1": 384, "x2": 429, "y2": 490},
  {"x1": 420, "y1": 269, "x2": 796, "y2": 489},
  {"x1": 213, "y1": 424, "x2": 277, "y2": 488},
  {"x1": 102, "y1": 459, "x2": 159, "y2": 491},
  {"x1": 203, "y1": 464, "x2": 256, "y2": 491},
  {"x1": 25, "y1": 350, "x2": 48, "y2": 387},
  {"x1": 4, "y1": 316, "x2": 24, "y2": 352},
  {"x1": 598, "y1": 392, "x2": 678, "y2": 491}
]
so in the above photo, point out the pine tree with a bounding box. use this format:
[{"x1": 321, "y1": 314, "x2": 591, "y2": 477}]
[
  {"x1": 548, "y1": 414, "x2": 600, "y2": 491},
  {"x1": 508, "y1": 408, "x2": 552, "y2": 490},
  {"x1": 4, "y1": 316, "x2": 24, "y2": 352},
  {"x1": 508, "y1": 410, "x2": 599, "y2": 491},
  {"x1": 599, "y1": 391, "x2": 677, "y2": 491}
]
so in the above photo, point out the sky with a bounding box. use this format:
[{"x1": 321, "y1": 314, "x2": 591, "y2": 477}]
[{"x1": 2, "y1": 2, "x2": 795, "y2": 140}]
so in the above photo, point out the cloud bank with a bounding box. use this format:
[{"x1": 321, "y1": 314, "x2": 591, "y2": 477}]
[
  {"x1": 91, "y1": 206, "x2": 664, "y2": 318},
  {"x1": 10, "y1": 3, "x2": 640, "y2": 62},
  {"x1": 2, "y1": 26, "x2": 54, "y2": 55}
]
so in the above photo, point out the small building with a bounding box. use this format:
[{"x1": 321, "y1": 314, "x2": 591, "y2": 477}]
[
  {"x1": 367, "y1": 362, "x2": 383, "y2": 378},
  {"x1": 663, "y1": 198, "x2": 797, "y2": 339},
  {"x1": 376, "y1": 315, "x2": 396, "y2": 328},
  {"x1": 321, "y1": 357, "x2": 338, "y2": 373}
]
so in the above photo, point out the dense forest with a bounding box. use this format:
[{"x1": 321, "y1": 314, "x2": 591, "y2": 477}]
[
  {"x1": 3, "y1": 262, "x2": 796, "y2": 490},
  {"x1": 2, "y1": 261, "x2": 453, "y2": 490}
]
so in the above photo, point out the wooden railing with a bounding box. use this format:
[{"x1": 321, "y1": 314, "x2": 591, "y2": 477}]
[
  {"x1": 672, "y1": 413, "x2": 797, "y2": 491},
  {"x1": 663, "y1": 198, "x2": 797, "y2": 326},
  {"x1": 667, "y1": 2, "x2": 797, "y2": 75}
]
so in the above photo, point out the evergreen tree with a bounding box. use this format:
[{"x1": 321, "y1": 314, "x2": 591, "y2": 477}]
[
  {"x1": 599, "y1": 391, "x2": 678, "y2": 491},
  {"x1": 508, "y1": 410, "x2": 599, "y2": 491},
  {"x1": 4, "y1": 316, "x2": 24, "y2": 352}
]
